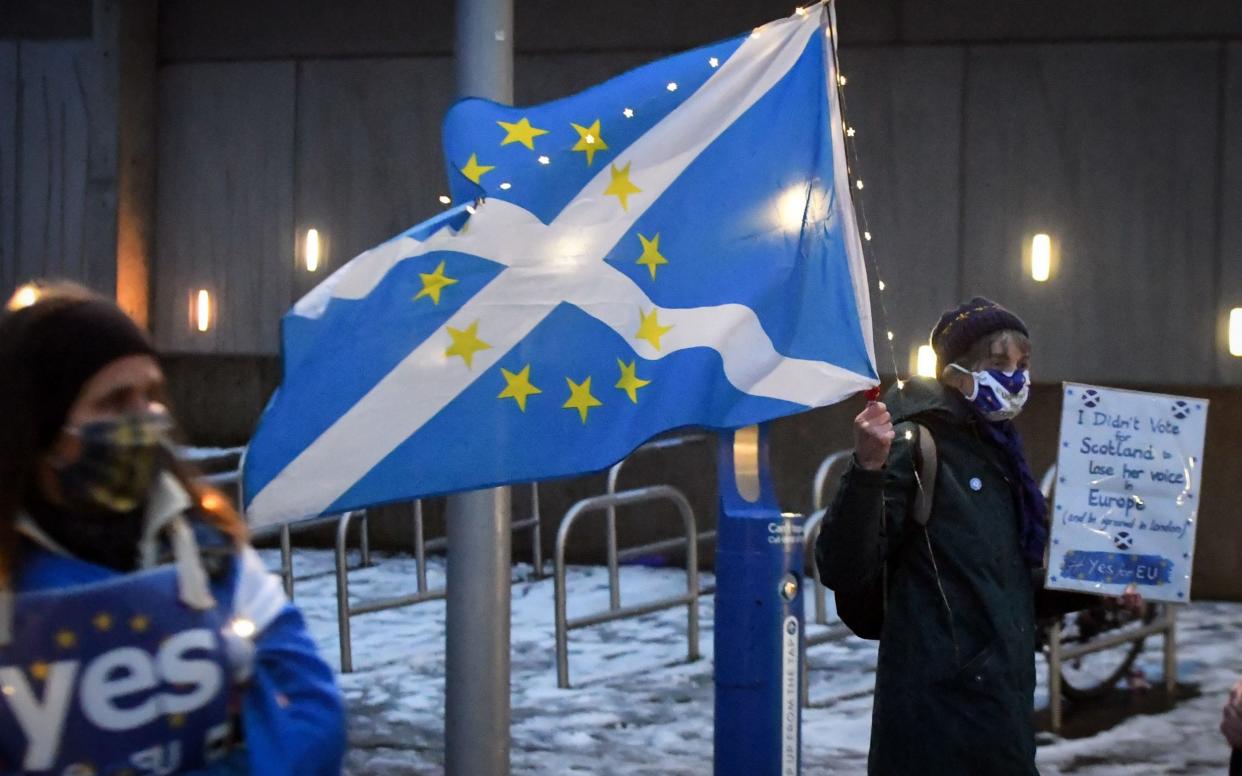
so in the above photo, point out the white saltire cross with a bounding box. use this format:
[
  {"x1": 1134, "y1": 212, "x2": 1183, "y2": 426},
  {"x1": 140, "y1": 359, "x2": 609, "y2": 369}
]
[{"x1": 249, "y1": 9, "x2": 871, "y2": 525}]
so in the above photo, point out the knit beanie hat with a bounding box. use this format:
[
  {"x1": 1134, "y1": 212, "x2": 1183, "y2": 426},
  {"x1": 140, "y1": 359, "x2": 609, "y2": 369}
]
[
  {"x1": 930, "y1": 297, "x2": 1029, "y2": 367},
  {"x1": 0, "y1": 283, "x2": 156, "y2": 451}
]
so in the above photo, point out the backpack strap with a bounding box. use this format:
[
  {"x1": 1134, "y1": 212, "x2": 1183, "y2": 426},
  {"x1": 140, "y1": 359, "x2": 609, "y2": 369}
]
[{"x1": 911, "y1": 422, "x2": 938, "y2": 527}]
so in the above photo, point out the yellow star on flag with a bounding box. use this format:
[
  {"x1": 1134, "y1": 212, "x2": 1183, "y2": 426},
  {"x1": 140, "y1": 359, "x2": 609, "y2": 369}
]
[
  {"x1": 636, "y1": 308, "x2": 673, "y2": 351},
  {"x1": 635, "y1": 233, "x2": 668, "y2": 280},
  {"x1": 169, "y1": 713, "x2": 187, "y2": 729},
  {"x1": 445, "y1": 321, "x2": 492, "y2": 368},
  {"x1": 615, "y1": 359, "x2": 651, "y2": 403},
  {"x1": 55, "y1": 630, "x2": 77, "y2": 649},
  {"x1": 570, "y1": 120, "x2": 608, "y2": 166},
  {"x1": 30, "y1": 662, "x2": 49, "y2": 681},
  {"x1": 497, "y1": 117, "x2": 549, "y2": 150},
  {"x1": 498, "y1": 364, "x2": 542, "y2": 411},
  {"x1": 604, "y1": 162, "x2": 641, "y2": 211},
  {"x1": 413, "y1": 260, "x2": 458, "y2": 305},
  {"x1": 93, "y1": 612, "x2": 112, "y2": 631},
  {"x1": 460, "y1": 153, "x2": 495, "y2": 184},
  {"x1": 130, "y1": 614, "x2": 150, "y2": 633},
  {"x1": 563, "y1": 376, "x2": 603, "y2": 423}
]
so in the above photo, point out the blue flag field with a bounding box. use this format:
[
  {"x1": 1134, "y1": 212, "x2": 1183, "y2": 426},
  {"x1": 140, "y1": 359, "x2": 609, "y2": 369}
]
[{"x1": 244, "y1": 4, "x2": 877, "y2": 526}]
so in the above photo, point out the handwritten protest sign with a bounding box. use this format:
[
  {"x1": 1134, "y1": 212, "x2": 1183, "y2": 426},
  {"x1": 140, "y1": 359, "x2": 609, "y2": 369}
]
[{"x1": 1045, "y1": 383, "x2": 1208, "y2": 603}]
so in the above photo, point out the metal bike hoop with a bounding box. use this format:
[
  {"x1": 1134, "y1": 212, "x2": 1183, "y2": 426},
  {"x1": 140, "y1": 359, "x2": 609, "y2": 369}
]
[
  {"x1": 555, "y1": 485, "x2": 702, "y2": 689},
  {"x1": 603, "y1": 434, "x2": 713, "y2": 611}
]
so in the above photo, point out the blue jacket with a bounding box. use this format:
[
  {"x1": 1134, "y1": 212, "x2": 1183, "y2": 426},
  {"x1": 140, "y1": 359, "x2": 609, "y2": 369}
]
[{"x1": 13, "y1": 512, "x2": 346, "y2": 775}]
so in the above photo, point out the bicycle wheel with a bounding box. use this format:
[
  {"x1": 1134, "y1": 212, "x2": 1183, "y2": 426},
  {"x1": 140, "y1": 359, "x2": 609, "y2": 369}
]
[{"x1": 1048, "y1": 602, "x2": 1158, "y2": 701}]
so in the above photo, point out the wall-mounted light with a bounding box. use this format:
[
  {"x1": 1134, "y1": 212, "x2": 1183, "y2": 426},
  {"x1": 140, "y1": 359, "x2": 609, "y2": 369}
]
[
  {"x1": 192, "y1": 289, "x2": 212, "y2": 332},
  {"x1": 915, "y1": 345, "x2": 938, "y2": 378},
  {"x1": 6, "y1": 282, "x2": 41, "y2": 311},
  {"x1": 1230, "y1": 308, "x2": 1242, "y2": 357},
  {"x1": 1031, "y1": 234, "x2": 1052, "y2": 282},
  {"x1": 304, "y1": 228, "x2": 321, "y2": 272}
]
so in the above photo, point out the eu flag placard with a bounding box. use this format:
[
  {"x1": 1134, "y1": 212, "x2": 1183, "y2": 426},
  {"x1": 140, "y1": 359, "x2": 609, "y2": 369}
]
[{"x1": 244, "y1": 3, "x2": 877, "y2": 526}]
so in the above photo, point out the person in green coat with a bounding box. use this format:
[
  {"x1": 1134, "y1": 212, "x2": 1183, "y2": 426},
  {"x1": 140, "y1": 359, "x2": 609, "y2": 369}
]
[{"x1": 816, "y1": 297, "x2": 1095, "y2": 775}]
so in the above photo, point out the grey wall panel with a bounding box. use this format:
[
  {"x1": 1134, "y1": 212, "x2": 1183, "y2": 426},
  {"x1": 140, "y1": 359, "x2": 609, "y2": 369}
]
[
  {"x1": 16, "y1": 40, "x2": 114, "y2": 294},
  {"x1": 961, "y1": 43, "x2": 1220, "y2": 385},
  {"x1": 159, "y1": 0, "x2": 453, "y2": 62},
  {"x1": 843, "y1": 47, "x2": 965, "y2": 376},
  {"x1": 515, "y1": 51, "x2": 661, "y2": 106},
  {"x1": 0, "y1": 42, "x2": 15, "y2": 295},
  {"x1": 154, "y1": 62, "x2": 295, "y2": 354},
  {"x1": 1220, "y1": 43, "x2": 1242, "y2": 384},
  {"x1": 514, "y1": 0, "x2": 795, "y2": 54},
  {"x1": 899, "y1": 1, "x2": 1242, "y2": 43},
  {"x1": 293, "y1": 58, "x2": 455, "y2": 297}
]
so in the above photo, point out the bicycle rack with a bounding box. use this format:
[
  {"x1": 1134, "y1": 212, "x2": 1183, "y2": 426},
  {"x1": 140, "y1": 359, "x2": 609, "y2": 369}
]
[
  {"x1": 602, "y1": 434, "x2": 716, "y2": 611},
  {"x1": 1039, "y1": 463, "x2": 1179, "y2": 732},
  {"x1": 555, "y1": 486, "x2": 702, "y2": 689},
  {"x1": 334, "y1": 483, "x2": 544, "y2": 673},
  {"x1": 800, "y1": 450, "x2": 855, "y2": 707}
]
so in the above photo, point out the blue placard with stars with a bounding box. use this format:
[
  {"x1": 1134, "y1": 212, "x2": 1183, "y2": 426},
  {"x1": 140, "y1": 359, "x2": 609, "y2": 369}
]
[
  {"x1": 0, "y1": 567, "x2": 233, "y2": 775},
  {"x1": 243, "y1": 5, "x2": 877, "y2": 526},
  {"x1": 1045, "y1": 382, "x2": 1208, "y2": 602}
]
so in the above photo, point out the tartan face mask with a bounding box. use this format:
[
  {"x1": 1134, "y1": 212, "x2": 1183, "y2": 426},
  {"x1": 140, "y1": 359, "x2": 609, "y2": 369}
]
[
  {"x1": 53, "y1": 412, "x2": 172, "y2": 514},
  {"x1": 949, "y1": 363, "x2": 1030, "y2": 422}
]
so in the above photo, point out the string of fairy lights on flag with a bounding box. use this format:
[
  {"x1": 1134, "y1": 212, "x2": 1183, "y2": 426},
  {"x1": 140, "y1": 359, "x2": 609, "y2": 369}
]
[
  {"x1": 433, "y1": 1, "x2": 911, "y2": 390},
  {"x1": 822, "y1": 4, "x2": 910, "y2": 389}
]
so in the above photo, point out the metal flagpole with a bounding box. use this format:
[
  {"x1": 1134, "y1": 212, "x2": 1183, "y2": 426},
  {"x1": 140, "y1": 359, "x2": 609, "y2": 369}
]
[
  {"x1": 445, "y1": 1, "x2": 514, "y2": 774},
  {"x1": 715, "y1": 424, "x2": 805, "y2": 775}
]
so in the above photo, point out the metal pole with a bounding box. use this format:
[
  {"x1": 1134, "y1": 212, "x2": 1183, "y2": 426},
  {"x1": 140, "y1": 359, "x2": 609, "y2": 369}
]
[
  {"x1": 1048, "y1": 621, "x2": 1063, "y2": 733},
  {"x1": 1163, "y1": 605, "x2": 1177, "y2": 696},
  {"x1": 414, "y1": 500, "x2": 428, "y2": 594},
  {"x1": 446, "y1": 3, "x2": 513, "y2": 773}
]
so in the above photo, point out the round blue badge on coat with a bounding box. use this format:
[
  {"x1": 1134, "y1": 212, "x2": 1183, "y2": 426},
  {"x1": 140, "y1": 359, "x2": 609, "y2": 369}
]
[{"x1": 969, "y1": 477, "x2": 983, "y2": 492}]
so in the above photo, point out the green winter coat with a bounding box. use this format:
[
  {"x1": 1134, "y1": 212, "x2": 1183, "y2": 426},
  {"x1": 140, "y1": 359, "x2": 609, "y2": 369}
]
[{"x1": 817, "y1": 377, "x2": 1054, "y2": 776}]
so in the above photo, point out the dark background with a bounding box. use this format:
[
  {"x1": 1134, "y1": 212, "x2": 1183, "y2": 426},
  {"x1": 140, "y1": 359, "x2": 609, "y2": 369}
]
[{"x1": 3, "y1": 0, "x2": 1241, "y2": 597}]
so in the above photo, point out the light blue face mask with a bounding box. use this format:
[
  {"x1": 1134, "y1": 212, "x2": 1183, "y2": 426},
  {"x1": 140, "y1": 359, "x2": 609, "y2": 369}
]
[{"x1": 950, "y1": 364, "x2": 1031, "y2": 421}]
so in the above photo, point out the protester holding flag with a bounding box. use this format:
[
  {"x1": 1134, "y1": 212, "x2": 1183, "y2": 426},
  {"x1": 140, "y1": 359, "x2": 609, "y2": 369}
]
[
  {"x1": 0, "y1": 282, "x2": 345, "y2": 775},
  {"x1": 816, "y1": 297, "x2": 1106, "y2": 775}
]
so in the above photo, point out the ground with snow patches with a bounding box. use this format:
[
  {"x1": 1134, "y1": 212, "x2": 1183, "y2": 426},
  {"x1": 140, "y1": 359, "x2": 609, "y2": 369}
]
[{"x1": 261, "y1": 549, "x2": 1241, "y2": 775}]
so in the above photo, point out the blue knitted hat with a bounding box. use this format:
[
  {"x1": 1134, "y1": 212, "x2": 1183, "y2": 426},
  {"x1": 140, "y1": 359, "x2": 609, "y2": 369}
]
[{"x1": 930, "y1": 297, "x2": 1028, "y2": 367}]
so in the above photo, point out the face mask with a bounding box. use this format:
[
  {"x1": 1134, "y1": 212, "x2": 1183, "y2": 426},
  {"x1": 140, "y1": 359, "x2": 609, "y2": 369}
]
[
  {"x1": 950, "y1": 364, "x2": 1031, "y2": 421},
  {"x1": 53, "y1": 412, "x2": 172, "y2": 514}
]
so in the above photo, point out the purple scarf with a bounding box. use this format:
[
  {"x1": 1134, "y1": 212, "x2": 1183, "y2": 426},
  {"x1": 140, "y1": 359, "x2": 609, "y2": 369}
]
[{"x1": 974, "y1": 417, "x2": 1049, "y2": 567}]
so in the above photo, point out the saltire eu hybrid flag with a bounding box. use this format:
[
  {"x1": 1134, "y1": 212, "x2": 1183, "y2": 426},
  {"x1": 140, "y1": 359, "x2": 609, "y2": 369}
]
[{"x1": 243, "y1": 2, "x2": 877, "y2": 526}]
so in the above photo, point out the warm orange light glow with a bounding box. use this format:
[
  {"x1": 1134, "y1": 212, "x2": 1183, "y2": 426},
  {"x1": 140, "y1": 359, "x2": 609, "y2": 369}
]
[
  {"x1": 195, "y1": 290, "x2": 211, "y2": 332},
  {"x1": 304, "y1": 228, "x2": 321, "y2": 272},
  {"x1": 1230, "y1": 308, "x2": 1242, "y2": 357},
  {"x1": 7, "y1": 283, "x2": 40, "y2": 311},
  {"x1": 1031, "y1": 234, "x2": 1052, "y2": 282}
]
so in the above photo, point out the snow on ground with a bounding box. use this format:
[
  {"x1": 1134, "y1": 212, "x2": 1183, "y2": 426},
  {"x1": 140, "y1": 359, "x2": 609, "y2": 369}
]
[{"x1": 262, "y1": 549, "x2": 1241, "y2": 775}]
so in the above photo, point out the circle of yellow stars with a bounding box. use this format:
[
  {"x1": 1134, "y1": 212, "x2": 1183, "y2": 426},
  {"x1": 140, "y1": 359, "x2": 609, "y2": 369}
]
[{"x1": 435, "y1": 100, "x2": 706, "y2": 424}]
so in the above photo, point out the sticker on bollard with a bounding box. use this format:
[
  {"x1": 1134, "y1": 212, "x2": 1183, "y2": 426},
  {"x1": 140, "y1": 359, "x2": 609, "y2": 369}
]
[{"x1": 781, "y1": 616, "x2": 799, "y2": 776}]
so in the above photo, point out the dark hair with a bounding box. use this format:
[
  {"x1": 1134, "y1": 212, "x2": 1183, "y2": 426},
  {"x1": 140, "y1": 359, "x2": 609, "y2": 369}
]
[{"x1": 0, "y1": 281, "x2": 245, "y2": 587}]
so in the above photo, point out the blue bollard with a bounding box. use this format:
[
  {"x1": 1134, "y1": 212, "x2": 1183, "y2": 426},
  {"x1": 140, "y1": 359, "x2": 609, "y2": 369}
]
[{"x1": 714, "y1": 424, "x2": 804, "y2": 776}]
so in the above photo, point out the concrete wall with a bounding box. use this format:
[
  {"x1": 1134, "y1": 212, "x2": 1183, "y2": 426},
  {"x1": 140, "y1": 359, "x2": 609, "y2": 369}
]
[{"x1": 5, "y1": 1, "x2": 1242, "y2": 597}]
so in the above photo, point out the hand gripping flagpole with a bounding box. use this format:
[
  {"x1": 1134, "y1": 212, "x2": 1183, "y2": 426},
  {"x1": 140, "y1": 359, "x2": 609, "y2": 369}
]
[
  {"x1": 445, "y1": 1, "x2": 514, "y2": 774},
  {"x1": 715, "y1": 423, "x2": 805, "y2": 776}
]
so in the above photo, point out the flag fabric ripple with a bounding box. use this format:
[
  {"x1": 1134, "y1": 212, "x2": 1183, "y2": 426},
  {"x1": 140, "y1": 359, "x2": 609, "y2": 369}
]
[{"x1": 243, "y1": 3, "x2": 876, "y2": 526}]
